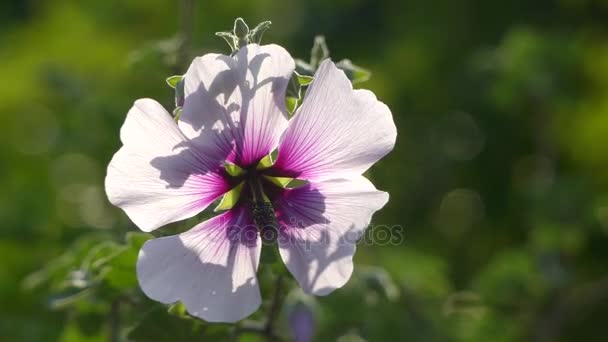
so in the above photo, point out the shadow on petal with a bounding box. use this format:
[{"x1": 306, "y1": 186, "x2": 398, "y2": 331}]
[{"x1": 137, "y1": 209, "x2": 262, "y2": 323}]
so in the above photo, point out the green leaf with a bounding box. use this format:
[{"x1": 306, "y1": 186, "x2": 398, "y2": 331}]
[
  {"x1": 127, "y1": 308, "x2": 216, "y2": 342},
  {"x1": 336, "y1": 59, "x2": 371, "y2": 84},
  {"x1": 358, "y1": 266, "x2": 400, "y2": 301},
  {"x1": 165, "y1": 75, "x2": 183, "y2": 88},
  {"x1": 214, "y1": 182, "x2": 245, "y2": 212},
  {"x1": 126, "y1": 232, "x2": 153, "y2": 250},
  {"x1": 98, "y1": 248, "x2": 138, "y2": 289},
  {"x1": 48, "y1": 287, "x2": 93, "y2": 310},
  {"x1": 75, "y1": 312, "x2": 106, "y2": 337},
  {"x1": 224, "y1": 161, "x2": 245, "y2": 177},
  {"x1": 89, "y1": 233, "x2": 152, "y2": 290}
]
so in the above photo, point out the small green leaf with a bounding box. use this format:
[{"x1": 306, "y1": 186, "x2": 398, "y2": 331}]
[
  {"x1": 336, "y1": 59, "x2": 371, "y2": 84},
  {"x1": 224, "y1": 161, "x2": 245, "y2": 177},
  {"x1": 166, "y1": 75, "x2": 183, "y2": 88},
  {"x1": 214, "y1": 182, "x2": 245, "y2": 212}
]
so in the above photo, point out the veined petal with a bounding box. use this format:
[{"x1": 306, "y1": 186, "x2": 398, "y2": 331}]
[
  {"x1": 137, "y1": 206, "x2": 261, "y2": 323},
  {"x1": 274, "y1": 177, "x2": 389, "y2": 295},
  {"x1": 105, "y1": 99, "x2": 229, "y2": 232},
  {"x1": 273, "y1": 60, "x2": 396, "y2": 182},
  {"x1": 179, "y1": 44, "x2": 294, "y2": 167}
]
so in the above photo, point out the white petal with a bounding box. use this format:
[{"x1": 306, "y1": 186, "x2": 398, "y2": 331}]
[
  {"x1": 274, "y1": 60, "x2": 396, "y2": 182},
  {"x1": 275, "y1": 177, "x2": 389, "y2": 295},
  {"x1": 137, "y1": 207, "x2": 261, "y2": 322},
  {"x1": 105, "y1": 99, "x2": 229, "y2": 232},
  {"x1": 179, "y1": 44, "x2": 294, "y2": 167}
]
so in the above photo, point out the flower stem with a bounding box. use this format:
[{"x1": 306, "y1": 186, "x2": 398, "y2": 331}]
[
  {"x1": 108, "y1": 297, "x2": 121, "y2": 342},
  {"x1": 233, "y1": 273, "x2": 286, "y2": 341},
  {"x1": 265, "y1": 273, "x2": 284, "y2": 335}
]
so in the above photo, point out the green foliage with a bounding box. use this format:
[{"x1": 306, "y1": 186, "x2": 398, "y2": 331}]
[{"x1": 127, "y1": 308, "x2": 225, "y2": 342}]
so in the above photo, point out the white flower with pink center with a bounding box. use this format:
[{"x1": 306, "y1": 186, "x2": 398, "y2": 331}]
[{"x1": 105, "y1": 44, "x2": 396, "y2": 322}]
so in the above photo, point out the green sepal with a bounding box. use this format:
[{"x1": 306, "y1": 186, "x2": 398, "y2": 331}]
[
  {"x1": 296, "y1": 72, "x2": 314, "y2": 86},
  {"x1": 263, "y1": 175, "x2": 308, "y2": 189},
  {"x1": 336, "y1": 59, "x2": 371, "y2": 84},
  {"x1": 256, "y1": 153, "x2": 275, "y2": 170},
  {"x1": 172, "y1": 107, "x2": 182, "y2": 121},
  {"x1": 167, "y1": 302, "x2": 187, "y2": 317},
  {"x1": 248, "y1": 21, "x2": 272, "y2": 44},
  {"x1": 286, "y1": 72, "x2": 303, "y2": 114},
  {"x1": 286, "y1": 73, "x2": 302, "y2": 98},
  {"x1": 214, "y1": 182, "x2": 245, "y2": 212},
  {"x1": 295, "y1": 59, "x2": 315, "y2": 76},
  {"x1": 264, "y1": 176, "x2": 292, "y2": 188},
  {"x1": 233, "y1": 17, "x2": 249, "y2": 39},
  {"x1": 286, "y1": 178, "x2": 308, "y2": 188},
  {"x1": 286, "y1": 96, "x2": 299, "y2": 115},
  {"x1": 310, "y1": 35, "x2": 330, "y2": 68},
  {"x1": 166, "y1": 75, "x2": 183, "y2": 88},
  {"x1": 224, "y1": 161, "x2": 245, "y2": 177},
  {"x1": 215, "y1": 31, "x2": 238, "y2": 53}
]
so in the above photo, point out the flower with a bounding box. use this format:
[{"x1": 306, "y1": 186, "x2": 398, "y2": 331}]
[{"x1": 105, "y1": 44, "x2": 396, "y2": 322}]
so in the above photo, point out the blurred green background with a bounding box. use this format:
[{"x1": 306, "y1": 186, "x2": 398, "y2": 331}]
[{"x1": 2, "y1": 0, "x2": 608, "y2": 341}]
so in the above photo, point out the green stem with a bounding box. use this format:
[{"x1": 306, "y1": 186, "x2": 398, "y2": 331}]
[{"x1": 265, "y1": 274, "x2": 285, "y2": 337}]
